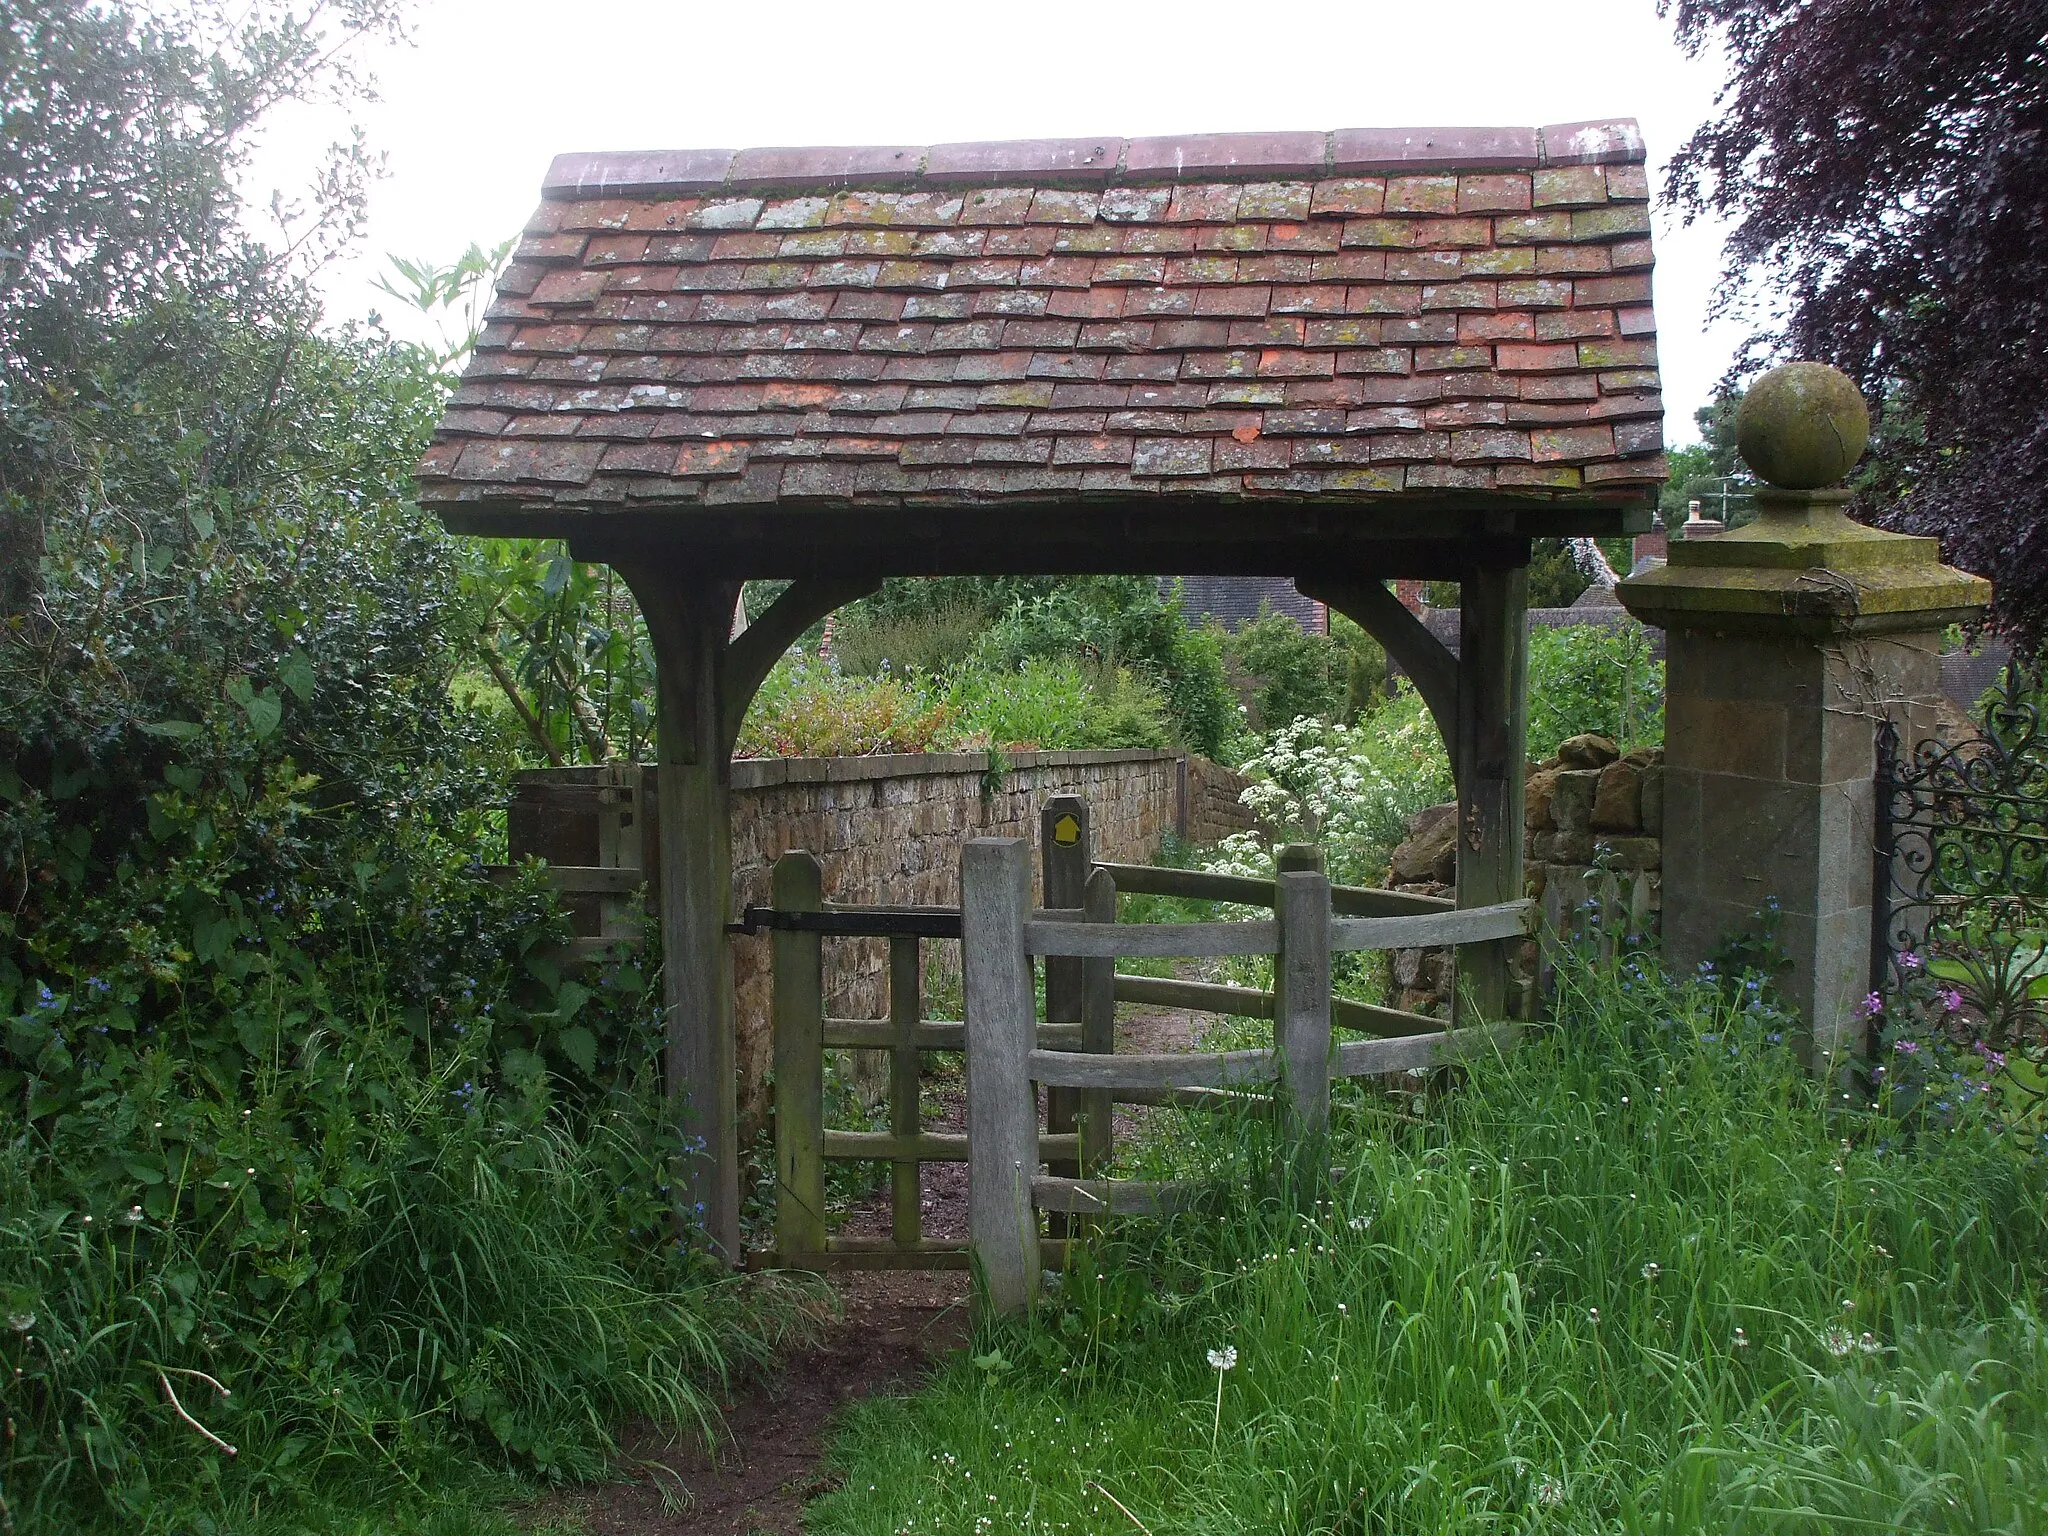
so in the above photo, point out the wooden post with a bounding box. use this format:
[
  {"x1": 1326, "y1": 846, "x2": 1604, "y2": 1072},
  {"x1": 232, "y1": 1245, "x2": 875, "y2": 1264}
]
[
  {"x1": 606, "y1": 562, "x2": 873, "y2": 1266},
  {"x1": 771, "y1": 850, "x2": 826, "y2": 1261},
  {"x1": 1041, "y1": 796, "x2": 1090, "y2": 1201},
  {"x1": 962, "y1": 837, "x2": 1040, "y2": 1316},
  {"x1": 1079, "y1": 866, "x2": 1117, "y2": 1175},
  {"x1": 889, "y1": 935, "x2": 922, "y2": 1250},
  {"x1": 1272, "y1": 844, "x2": 1332, "y2": 1146},
  {"x1": 632, "y1": 576, "x2": 744, "y2": 1258},
  {"x1": 1455, "y1": 564, "x2": 1529, "y2": 1022}
]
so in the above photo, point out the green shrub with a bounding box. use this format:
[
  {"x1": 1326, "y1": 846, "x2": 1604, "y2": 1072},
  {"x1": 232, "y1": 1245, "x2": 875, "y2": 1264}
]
[
  {"x1": 1528, "y1": 619, "x2": 1665, "y2": 756},
  {"x1": 968, "y1": 578, "x2": 1236, "y2": 757},
  {"x1": 831, "y1": 598, "x2": 993, "y2": 679},
  {"x1": 735, "y1": 659, "x2": 955, "y2": 757},
  {"x1": 1228, "y1": 608, "x2": 1350, "y2": 730},
  {"x1": 946, "y1": 659, "x2": 1173, "y2": 752},
  {"x1": 2, "y1": 1011, "x2": 815, "y2": 1530}
]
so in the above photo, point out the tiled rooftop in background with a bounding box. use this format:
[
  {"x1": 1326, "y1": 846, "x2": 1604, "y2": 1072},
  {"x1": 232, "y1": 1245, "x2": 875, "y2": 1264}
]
[{"x1": 419, "y1": 124, "x2": 1666, "y2": 514}]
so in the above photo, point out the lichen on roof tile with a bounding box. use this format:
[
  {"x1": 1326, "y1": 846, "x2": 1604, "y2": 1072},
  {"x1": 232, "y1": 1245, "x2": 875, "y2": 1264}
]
[{"x1": 419, "y1": 123, "x2": 1664, "y2": 515}]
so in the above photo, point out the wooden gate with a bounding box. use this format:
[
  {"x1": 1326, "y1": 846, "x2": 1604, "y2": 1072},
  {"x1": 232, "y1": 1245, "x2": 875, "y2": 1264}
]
[
  {"x1": 752, "y1": 796, "x2": 1108, "y2": 1271},
  {"x1": 960, "y1": 835, "x2": 1535, "y2": 1314}
]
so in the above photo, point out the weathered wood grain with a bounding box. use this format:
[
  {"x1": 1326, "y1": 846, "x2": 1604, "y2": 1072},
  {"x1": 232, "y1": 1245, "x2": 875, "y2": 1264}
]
[
  {"x1": 771, "y1": 850, "x2": 826, "y2": 1262},
  {"x1": 1274, "y1": 862, "x2": 1333, "y2": 1140},
  {"x1": 889, "y1": 935, "x2": 922, "y2": 1248},
  {"x1": 1026, "y1": 919, "x2": 1279, "y2": 958},
  {"x1": 1032, "y1": 1176, "x2": 1202, "y2": 1216},
  {"x1": 1327, "y1": 898, "x2": 1536, "y2": 953},
  {"x1": 820, "y1": 1019, "x2": 1082, "y2": 1051},
  {"x1": 962, "y1": 837, "x2": 1041, "y2": 1315},
  {"x1": 1331, "y1": 1021, "x2": 1516, "y2": 1078},
  {"x1": 1092, "y1": 861, "x2": 1453, "y2": 916},
  {"x1": 823, "y1": 1130, "x2": 1080, "y2": 1163},
  {"x1": 1080, "y1": 867, "x2": 1117, "y2": 1174},
  {"x1": 1027, "y1": 1046, "x2": 1278, "y2": 1091}
]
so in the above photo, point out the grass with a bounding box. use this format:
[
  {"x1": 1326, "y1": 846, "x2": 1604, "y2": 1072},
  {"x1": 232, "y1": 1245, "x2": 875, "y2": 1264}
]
[
  {"x1": 3, "y1": 1062, "x2": 827, "y2": 1535},
  {"x1": 807, "y1": 950, "x2": 2048, "y2": 1534}
]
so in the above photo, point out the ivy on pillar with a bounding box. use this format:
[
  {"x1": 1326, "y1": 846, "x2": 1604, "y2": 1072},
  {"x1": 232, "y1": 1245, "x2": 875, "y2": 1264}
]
[{"x1": 1617, "y1": 363, "x2": 1989, "y2": 1069}]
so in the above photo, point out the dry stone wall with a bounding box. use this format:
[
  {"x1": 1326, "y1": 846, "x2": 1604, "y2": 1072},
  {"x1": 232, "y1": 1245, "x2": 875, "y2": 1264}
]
[
  {"x1": 508, "y1": 750, "x2": 1239, "y2": 1125},
  {"x1": 728, "y1": 749, "x2": 1179, "y2": 1124},
  {"x1": 1382, "y1": 732, "x2": 1663, "y2": 1014}
]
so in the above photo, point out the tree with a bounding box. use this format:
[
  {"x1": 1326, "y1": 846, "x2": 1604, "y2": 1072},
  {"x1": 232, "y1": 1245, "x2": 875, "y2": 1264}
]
[
  {"x1": 1, "y1": 0, "x2": 407, "y2": 609},
  {"x1": 1663, "y1": 0, "x2": 2048, "y2": 638},
  {"x1": 1659, "y1": 391, "x2": 1748, "y2": 524}
]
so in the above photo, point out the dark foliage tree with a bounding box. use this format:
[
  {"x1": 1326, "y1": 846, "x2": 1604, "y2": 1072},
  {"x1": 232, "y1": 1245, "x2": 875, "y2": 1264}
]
[{"x1": 1664, "y1": 0, "x2": 2048, "y2": 639}]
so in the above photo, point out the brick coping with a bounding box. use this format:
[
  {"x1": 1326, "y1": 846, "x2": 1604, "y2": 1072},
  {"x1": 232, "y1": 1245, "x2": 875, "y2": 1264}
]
[
  {"x1": 544, "y1": 122, "x2": 1644, "y2": 200},
  {"x1": 730, "y1": 747, "x2": 1178, "y2": 790}
]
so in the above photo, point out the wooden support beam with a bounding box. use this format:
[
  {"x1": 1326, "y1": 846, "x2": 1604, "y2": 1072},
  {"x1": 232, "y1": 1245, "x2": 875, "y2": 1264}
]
[
  {"x1": 1079, "y1": 867, "x2": 1117, "y2": 1175},
  {"x1": 1027, "y1": 919, "x2": 1279, "y2": 958},
  {"x1": 1040, "y1": 796, "x2": 1089, "y2": 1207},
  {"x1": 614, "y1": 568, "x2": 743, "y2": 1259},
  {"x1": 602, "y1": 565, "x2": 871, "y2": 1266},
  {"x1": 1093, "y1": 861, "x2": 1453, "y2": 914},
  {"x1": 889, "y1": 936, "x2": 921, "y2": 1248},
  {"x1": 1454, "y1": 564, "x2": 1530, "y2": 1021},
  {"x1": 1299, "y1": 576, "x2": 1461, "y2": 773},
  {"x1": 719, "y1": 577, "x2": 877, "y2": 751}
]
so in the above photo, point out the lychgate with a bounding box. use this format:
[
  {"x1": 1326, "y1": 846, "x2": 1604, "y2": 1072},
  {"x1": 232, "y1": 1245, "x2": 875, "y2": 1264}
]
[{"x1": 419, "y1": 121, "x2": 1667, "y2": 1258}]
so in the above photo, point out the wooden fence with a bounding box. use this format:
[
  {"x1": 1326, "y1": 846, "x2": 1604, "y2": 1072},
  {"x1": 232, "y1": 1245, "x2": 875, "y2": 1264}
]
[{"x1": 961, "y1": 834, "x2": 1532, "y2": 1313}]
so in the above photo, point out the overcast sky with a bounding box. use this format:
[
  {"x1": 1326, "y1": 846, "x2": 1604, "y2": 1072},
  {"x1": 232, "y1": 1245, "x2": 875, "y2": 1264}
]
[{"x1": 264, "y1": 0, "x2": 1753, "y2": 444}]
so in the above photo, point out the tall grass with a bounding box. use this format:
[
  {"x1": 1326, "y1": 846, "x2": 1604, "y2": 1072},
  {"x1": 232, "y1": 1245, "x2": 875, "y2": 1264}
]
[
  {"x1": 811, "y1": 953, "x2": 2048, "y2": 1534},
  {"x1": 2, "y1": 1034, "x2": 822, "y2": 1534}
]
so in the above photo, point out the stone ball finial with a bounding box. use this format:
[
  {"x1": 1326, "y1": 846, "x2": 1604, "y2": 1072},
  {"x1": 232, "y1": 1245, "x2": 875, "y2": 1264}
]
[{"x1": 1735, "y1": 361, "x2": 1871, "y2": 489}]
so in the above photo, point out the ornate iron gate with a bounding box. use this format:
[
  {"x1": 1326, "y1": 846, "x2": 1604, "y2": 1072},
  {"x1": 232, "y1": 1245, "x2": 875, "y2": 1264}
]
[{"x1": 1871, "y1": 665, "x2": 2048, "y2": 1053}]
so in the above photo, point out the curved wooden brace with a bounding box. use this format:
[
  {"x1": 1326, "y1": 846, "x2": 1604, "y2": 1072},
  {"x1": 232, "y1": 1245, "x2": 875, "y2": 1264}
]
[
  {"x1": 1297, "y1": 576, "x2": 1460, "y2": 772},
  {"x1": 719, "y1": 577, "x2": 879, "y2": 752}
]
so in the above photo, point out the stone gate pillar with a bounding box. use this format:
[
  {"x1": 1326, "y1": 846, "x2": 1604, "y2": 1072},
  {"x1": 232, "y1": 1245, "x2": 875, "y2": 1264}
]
[{"x1": 1617, "y1": 363, "x2": 1989, "y2": 1069}]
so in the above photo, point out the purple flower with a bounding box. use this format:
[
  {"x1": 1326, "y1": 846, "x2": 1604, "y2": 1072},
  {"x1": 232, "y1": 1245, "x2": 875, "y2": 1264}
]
[
  {"x1": 1899, "y1": 951, "x2": 1923, "y2": 971},
  {"x1": 1939, "y1": 989, "x2": 1964, "y2": 1013},
  {"x1": 1860, "y1": 992, "x2": 1884, "y2": 1018},
  {"x1": 1894, "y1": 1039, "x2": 1920, "y2": 1056},
  {"x1": 1974, "y1": 1041, "x2": 2008, "y2": 1072}
]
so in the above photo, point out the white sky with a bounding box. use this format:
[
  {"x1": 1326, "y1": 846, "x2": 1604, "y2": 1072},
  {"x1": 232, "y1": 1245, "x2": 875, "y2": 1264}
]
[{"x1": 264, "y1": 0, "x2": 1753, "y2": 444}]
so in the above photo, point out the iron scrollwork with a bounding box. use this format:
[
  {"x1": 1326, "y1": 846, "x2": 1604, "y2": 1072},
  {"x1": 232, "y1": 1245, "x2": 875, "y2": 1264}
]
[{"x1": 1872, "y1": 665, "x2": 2048, "y2": 1054}]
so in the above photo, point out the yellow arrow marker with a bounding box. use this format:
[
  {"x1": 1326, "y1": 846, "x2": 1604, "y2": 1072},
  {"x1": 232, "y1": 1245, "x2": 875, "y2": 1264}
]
[{"x1": 1051, "y1": 813, "x2": 1081, "y2": 847}]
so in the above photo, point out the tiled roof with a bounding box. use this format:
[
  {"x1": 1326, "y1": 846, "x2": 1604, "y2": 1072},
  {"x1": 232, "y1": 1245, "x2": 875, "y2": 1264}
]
[
  {"x1": 419, "y1": 124, "x2": 1665, "y2": 519},
  {"x1": 1170, "y1": 577, "x2": 1328, "y2": 634}
]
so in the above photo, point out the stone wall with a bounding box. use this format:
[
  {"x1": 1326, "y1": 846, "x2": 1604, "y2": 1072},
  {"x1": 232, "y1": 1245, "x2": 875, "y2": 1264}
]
[
  {"x1": 1183, "y1": 754, "x2": 1259, "y2": 845},
  {"x1": 1381, "y1": 733, "x2": 1664, "y2": 1014},
  {"x1": 508, "y1": 749, "x2": 1233, "y2": 1124},
  {"x1": 728, "y1": 749, "x2": 1179, "y2": 1122}
]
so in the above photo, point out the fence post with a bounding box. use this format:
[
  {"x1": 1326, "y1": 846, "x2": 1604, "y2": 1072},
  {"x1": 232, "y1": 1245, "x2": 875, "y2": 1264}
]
[
  {"x1": 1273, "y1": 844, "x2": 1332, "y2": 1148},
  {"x1": 771, "y1": 849, "x2": 825, "y2": 1261},
  {"x1": 1041, "y1": 796, "x2": 1090, "y2": 1204},
  {"x1": 889, "y1": 935, "x2": 922, "y2": 1250},
  {"x1": 1079, "y1": 866, "x2": 1117, "y2": 1175},
  {"x1": 963, "y1": 837, "x2": 1040, "y2": 1316}
]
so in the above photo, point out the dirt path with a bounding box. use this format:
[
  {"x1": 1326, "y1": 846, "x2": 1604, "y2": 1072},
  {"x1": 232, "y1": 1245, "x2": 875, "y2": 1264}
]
[{"x1": 545, "y1": 998, "x2": 1209, "y2": 1533}]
